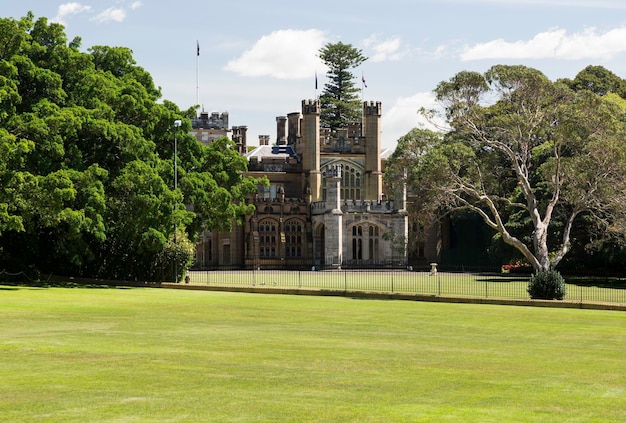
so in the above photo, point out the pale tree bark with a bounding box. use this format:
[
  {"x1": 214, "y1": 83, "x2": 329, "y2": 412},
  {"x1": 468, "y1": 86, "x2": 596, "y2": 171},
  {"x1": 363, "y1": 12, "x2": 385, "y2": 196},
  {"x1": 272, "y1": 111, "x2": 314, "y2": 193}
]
[{"x1": 449, "y1": 107, "x2": 566, "y2": 272}]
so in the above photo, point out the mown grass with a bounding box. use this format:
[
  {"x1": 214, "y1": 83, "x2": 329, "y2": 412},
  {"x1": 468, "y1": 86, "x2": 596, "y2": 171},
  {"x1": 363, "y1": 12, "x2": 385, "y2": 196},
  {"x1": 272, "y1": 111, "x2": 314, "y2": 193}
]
[
  {"x1": 187, "y1": 270, "x2": 626, "y2": 304},
  {"x1": 1, "y1": 286, "x2": 625, "y2": 422}
]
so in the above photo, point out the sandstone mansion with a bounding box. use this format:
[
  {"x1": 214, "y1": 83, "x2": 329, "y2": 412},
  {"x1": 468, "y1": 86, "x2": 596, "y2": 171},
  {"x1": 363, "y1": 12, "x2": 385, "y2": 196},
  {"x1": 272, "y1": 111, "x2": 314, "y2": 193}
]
[{"x1": 190, "y1": 99, "x2": 442, "y2": 270}]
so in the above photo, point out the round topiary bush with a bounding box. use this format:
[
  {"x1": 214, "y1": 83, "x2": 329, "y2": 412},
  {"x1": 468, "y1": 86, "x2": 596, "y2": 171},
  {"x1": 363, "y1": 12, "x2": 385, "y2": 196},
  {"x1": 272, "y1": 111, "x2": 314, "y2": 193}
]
[{"x1": 527, "y1": 270, "x2": 566, "y2": 300}]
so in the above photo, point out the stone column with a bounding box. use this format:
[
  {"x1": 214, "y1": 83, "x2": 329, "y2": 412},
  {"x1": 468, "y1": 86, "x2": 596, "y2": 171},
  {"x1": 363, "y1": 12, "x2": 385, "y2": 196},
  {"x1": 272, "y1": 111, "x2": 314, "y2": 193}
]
[
  {"x1": 276, "y1": 116, "x2": 287, "y2": 145},
  {"x1": 323, "y1": 165, "x2": 343, "y2": 268}
]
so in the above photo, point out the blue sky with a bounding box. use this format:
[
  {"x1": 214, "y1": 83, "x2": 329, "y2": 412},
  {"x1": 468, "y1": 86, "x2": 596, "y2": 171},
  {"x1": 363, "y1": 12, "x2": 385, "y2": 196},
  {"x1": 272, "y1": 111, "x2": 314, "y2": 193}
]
[{"x1": 5, "y1": 1, "x2": 626, "y2": 149}]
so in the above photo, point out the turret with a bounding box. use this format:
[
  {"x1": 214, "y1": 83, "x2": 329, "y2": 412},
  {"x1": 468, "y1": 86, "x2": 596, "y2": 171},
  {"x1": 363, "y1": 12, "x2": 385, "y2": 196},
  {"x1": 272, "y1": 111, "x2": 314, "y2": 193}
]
[
  {"x1": 231, "y1": 125, "x2": 247, "y2": 154},
  {"x1": 325, "y1": 165, "x2": 342, "y2": 212},
  {"x1": 363, "y1": 101, "x2": 382, "y2": 200},
  {"x1": 301, "y1": 99, "x2": 321, "y2": 201}
]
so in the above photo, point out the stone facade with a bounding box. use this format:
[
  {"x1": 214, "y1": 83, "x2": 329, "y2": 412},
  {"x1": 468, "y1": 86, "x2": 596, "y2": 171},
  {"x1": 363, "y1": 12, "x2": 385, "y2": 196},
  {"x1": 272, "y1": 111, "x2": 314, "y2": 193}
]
[{"x1": 192, "y1": 99, "x2": 439, "y2": 269}]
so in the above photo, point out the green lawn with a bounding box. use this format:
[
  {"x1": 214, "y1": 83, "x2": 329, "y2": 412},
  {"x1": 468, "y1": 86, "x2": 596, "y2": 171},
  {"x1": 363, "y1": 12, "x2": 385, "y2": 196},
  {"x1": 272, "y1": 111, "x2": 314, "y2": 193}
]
[{"x1": 1, "y1": 286, "x2": 625, "y2": 422}]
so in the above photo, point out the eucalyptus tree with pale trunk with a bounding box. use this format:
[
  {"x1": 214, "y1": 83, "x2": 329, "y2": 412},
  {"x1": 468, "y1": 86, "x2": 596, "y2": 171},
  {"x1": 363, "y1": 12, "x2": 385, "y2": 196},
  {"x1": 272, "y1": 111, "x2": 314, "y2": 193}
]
[{"x1": 414, "y1": 65, "x2": 626, "y2": 273}]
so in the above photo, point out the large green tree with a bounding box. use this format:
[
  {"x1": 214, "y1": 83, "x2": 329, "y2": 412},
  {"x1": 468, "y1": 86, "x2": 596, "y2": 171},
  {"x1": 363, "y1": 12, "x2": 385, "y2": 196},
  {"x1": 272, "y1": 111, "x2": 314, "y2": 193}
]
[
  {"x1": 318, "y1": 42, "x2": 367, "y2": 131},
  {"x1": 0, "y1": 13, "x2": 260, "y2": 281},
  {"x1": 561, "y1": 65, "x2": 626, "y2": 98},
  {"x1": 399, "y1": 65, "x2": 626, "y2": 273}
]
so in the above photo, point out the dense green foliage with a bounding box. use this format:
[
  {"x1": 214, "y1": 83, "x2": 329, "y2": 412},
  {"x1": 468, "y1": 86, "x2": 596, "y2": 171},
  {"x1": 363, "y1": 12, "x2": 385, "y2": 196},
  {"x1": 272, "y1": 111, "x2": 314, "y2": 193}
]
[
  {"x1": 389, "y1": 65, "x2": 626, "y2": 272},
  {"x1": 0, "y1": 13, "x2": 259, "y2": 281},
  {"x1": 561, "y1": 65, "x2": 626, "y2": 97},
  {"x1": 318, "y1": 42, "x2": 367, "y2": 130},
  {"x1": 527, "y1": 270, "x2": 567, "y2": 300}
]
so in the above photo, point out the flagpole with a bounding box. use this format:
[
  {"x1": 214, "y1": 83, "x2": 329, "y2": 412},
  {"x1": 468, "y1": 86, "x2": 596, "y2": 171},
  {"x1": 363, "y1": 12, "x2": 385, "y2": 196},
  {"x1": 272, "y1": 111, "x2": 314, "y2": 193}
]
[
  {"x1": 361, "y1": 72, "x2": 365, "y2": 134},
  {"x1": 196, "y1": 40, "x2": 200, "y2": 115}
]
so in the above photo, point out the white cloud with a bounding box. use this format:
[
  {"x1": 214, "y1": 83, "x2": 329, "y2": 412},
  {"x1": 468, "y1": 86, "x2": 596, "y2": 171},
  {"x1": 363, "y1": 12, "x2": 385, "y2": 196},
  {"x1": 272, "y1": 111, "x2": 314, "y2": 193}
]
[
  {"x1": 441, "y1": 0, "x2": 626, "y2": 8},
  {"x1": 224, "y1": 29, "x2": 328, "y2": 79},
  {"x1": 92, "y1": 7, "x2": 127, "y2": 24},
  {"x1": 53, "y1": 2, "x2": 91, "y2": 25},
  {"x1": 362, "y1": 35, "x2": 407, "y2": 62},
  {"x1": 130, "y1": 1, "x2": 143, "y2": 10},
  {"x1": 461, "y1": 26, "x2": 626, "y2": 61},
  {"x1": 382, "y1": 92, "x2": 447, "y2": 149}
]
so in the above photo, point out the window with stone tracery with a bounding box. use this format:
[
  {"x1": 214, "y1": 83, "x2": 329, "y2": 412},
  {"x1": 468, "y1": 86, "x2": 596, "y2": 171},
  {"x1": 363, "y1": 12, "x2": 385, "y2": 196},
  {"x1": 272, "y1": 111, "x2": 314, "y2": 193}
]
[
  {"x1": 351, "y1": 223, "x2": 380, "y2": 261},
  {"x1": 322, "y1": 163, "x2": 362, "y2": 201},
  {"x1": 285, "y1": 219, "x2": 303, "y2": 258},
  {"x1": 259, "y1": 219, "x2": 278, "y2": 258}
]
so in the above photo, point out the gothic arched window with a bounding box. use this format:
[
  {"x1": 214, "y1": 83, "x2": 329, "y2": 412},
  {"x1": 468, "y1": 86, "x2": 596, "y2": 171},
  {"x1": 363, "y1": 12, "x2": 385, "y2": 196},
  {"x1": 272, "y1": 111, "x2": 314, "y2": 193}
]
[
  {"x1": 259, "y1": 219, "x2": 279, "y2": 258},
  {"x1": 322, "y1": 162, "x2": 363, "y2": 201},
  {"x1": 285, "y1": 219, "x2": 304, "y2": 258},
  {"x1": 351, "y1": 223, "x2": 380, "y2": 261}
]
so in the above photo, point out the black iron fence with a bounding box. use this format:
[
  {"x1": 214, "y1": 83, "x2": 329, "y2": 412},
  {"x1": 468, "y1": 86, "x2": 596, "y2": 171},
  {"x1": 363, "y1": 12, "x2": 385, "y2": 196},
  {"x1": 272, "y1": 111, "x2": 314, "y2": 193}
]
[
  {"x1": 4, "y1": 266, "x2": 625, "y2": 305},
  {"x1": 184, "y1": 267, "x2": 626, "y2": 305}
]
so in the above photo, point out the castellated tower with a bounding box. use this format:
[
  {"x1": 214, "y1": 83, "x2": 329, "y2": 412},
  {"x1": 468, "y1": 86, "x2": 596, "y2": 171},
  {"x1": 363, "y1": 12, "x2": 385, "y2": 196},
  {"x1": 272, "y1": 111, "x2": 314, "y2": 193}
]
[
  {"x1": 364, "y1": 101, "x2": 383, "y2": 200},
  {"x1": 301, "y1": 99, "x2": 322, "y2": 201}
]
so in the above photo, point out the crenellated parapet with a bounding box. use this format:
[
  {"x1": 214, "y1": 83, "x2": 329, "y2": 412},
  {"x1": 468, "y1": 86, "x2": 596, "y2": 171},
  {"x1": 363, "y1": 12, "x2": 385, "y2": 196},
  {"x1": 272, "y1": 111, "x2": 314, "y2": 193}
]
[
  {"x1": 302, "y1": 99, "x2": 320, "y2": 115},
  {"x1": 326, "y1": 164, "x2": 342, "y2": 179},
  {"x1": 310, "y1": 199, "x2": 400, "y2": 216},
  {"x1": 364, "y1": 101, "x2": 382, "y2": 116}
]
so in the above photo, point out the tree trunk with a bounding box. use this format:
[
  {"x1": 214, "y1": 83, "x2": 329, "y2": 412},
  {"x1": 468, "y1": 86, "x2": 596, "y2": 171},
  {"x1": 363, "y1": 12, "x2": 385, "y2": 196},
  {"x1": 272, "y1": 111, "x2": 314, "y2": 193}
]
[{"x1": 533, "y1": 226, "x2": 552, "y2": 273}]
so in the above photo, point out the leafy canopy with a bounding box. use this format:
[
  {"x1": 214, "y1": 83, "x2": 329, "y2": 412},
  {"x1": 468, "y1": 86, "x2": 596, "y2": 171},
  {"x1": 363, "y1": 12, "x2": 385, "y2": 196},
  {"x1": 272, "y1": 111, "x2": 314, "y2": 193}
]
[
  {"x1": 392, "y1": 64, "x2": 626, "y2": 272},
  {"x1": 0, "y1": 13, "x2": 260, "y2": 281}
]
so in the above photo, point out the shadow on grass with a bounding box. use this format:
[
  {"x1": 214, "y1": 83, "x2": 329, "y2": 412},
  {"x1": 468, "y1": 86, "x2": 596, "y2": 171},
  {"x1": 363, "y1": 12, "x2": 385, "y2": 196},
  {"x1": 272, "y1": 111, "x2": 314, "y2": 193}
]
[
  {"x1": 475, "y1": 277, "x2": 530, "y2": 283},
  {"x1": 0, "y1": 281, "x2": 135, "y2": 290},
  {"x1": 0, "y1": 286, "x2": 19, "y2": 291},
  {"x1": 476, "y1": 275, "x2": 626, "y2": 290},
  {"x1": 564, "y1": 276, "x2": 626, "y2": 290}
]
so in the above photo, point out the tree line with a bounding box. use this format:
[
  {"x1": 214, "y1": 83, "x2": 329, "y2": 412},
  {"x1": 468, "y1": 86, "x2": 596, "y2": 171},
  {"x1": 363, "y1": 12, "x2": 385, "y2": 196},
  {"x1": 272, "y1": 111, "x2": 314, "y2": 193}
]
[
  {"x1": 3, "y1": 11, "x2": 625, "y2": 282},
  {"x1": 386, "y1": 64, "x2": 626, "y2": 274},
  {"x1": 0, "y1": 13, "x2": 261, "y2": 281}
]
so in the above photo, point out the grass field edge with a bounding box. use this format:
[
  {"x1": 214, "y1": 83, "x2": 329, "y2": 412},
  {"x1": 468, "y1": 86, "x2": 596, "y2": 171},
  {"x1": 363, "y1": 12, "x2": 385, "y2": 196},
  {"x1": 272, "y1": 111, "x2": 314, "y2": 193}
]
[{"x1": 159, "y1": 283, "x2": 626, "y2": 311}]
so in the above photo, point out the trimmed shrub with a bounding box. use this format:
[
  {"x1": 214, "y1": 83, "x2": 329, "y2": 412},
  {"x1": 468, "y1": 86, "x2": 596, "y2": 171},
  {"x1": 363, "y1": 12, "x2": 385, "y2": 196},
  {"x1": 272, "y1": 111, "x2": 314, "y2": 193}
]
[{"x1": 527, "y1": 270, "x2": 567, "y2": 300}]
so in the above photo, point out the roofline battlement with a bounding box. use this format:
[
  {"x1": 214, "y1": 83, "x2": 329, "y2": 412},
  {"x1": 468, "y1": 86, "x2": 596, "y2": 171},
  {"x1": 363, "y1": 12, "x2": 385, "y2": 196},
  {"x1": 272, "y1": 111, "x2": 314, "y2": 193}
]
[
  {"x1": 364, "y1": 101, "x2": 382, "y2": 116},
  {"x1": 302, "y1": 99, "x2": 320, "y2": 115}
]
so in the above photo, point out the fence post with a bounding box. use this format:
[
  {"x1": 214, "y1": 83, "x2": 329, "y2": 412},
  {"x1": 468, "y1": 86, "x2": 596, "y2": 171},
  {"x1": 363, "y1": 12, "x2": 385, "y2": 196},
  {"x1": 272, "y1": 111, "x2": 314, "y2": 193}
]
[
  {"x1": 437, "y1": 275, "x2": 441, "y2": 296},
  {"x1": 580, "y1": 283, "x2": 583, "y2": 304},
  {"x1": 485, "y1": 279, "x2": 488, "y2": 298}
]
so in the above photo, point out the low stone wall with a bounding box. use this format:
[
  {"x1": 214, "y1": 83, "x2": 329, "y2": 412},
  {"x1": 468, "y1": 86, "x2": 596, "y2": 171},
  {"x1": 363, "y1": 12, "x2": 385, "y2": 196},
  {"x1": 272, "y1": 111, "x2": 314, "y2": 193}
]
[{"x1": 159, "y1": 283, "x2": 626, "y2": 312}]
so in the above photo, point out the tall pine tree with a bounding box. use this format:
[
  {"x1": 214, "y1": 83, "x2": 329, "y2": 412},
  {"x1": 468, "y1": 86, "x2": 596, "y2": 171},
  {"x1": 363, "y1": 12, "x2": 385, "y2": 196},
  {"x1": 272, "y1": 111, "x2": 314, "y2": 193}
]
[{"x1": 318, "y1": 42, "x2": 367, "y2": 131}]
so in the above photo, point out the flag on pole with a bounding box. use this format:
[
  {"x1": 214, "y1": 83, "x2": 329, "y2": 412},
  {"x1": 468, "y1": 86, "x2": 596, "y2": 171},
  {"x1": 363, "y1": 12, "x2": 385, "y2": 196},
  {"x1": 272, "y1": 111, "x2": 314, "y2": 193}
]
[
  {"x1": 362, "y1": 73, "x2": 367, "y2": 88},
  {"x1": 197, "y1": 40, "x2": 200, "y2": 56}
]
